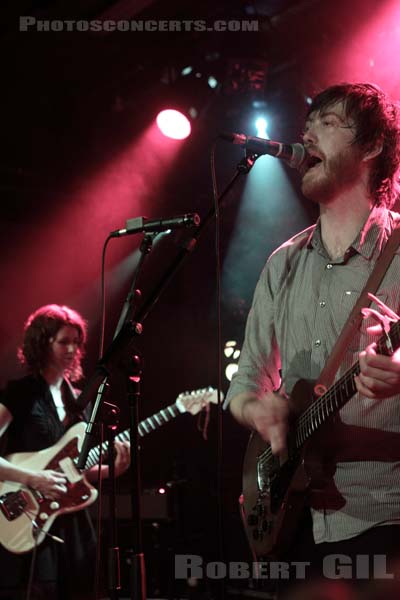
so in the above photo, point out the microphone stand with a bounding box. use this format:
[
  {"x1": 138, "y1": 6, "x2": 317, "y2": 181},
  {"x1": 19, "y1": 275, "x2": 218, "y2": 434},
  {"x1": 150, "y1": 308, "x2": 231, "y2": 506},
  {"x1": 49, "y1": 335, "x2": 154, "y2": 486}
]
[
  {"x1": 76, "y1": 151, "x2": 257, "y2": 600},
  {"x1": 91, "y1": 234, "x2": 156, "y2": 600},
  {"x1": 103, "y1": 401, "x2": 121, "y2": 600}
]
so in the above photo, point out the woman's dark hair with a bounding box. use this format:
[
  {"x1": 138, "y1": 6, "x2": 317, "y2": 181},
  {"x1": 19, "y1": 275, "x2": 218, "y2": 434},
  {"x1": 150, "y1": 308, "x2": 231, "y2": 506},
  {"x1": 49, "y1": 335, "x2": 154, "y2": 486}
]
[
  {"x1": 18, "y1": 304, "x2": 87, "y2": 381},
  {"x1": 308, "y1": 82, "x2": 400, "y2": 208}
]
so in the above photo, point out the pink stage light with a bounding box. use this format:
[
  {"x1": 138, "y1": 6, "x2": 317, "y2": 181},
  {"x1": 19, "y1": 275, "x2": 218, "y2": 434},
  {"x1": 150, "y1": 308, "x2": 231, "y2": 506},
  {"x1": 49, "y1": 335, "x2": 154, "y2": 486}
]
[{"x1": 156, "y1": 109, "x2": 191, "y2": 140}]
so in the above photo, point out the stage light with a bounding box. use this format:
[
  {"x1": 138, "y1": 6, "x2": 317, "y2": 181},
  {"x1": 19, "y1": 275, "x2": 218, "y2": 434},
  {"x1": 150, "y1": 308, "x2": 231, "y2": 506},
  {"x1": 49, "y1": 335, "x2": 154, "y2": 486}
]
[
  {"x1": 208, "y1": 76, "x2": 218, "y2": 89},
  {"x1": 156, "y1": 66, "x2": 218, "y2": 138},
  {"x1": 252, "y1": 99, "x2": 267, "y2": 109},
  {"x1": 156, "y1": 109, "x2": 191, "y2": 140},
  {"x1": 224, "y1": 58, "x2": 268, "y2": 104},
  {"x1": 224, "y1": 340, "x2": 237, "y2": 357},
  {"x1": 225, "y1": 363, "x2": 239, "y2": 382},
  {"x1": 255, "y1": 117, "x2": 268, "y2": 139},
  {"x1": 223, "y1": 340, "x2": 241, "y2": 382},
  {"x1": 181, "y1": 66, "x2": 193, "y2": 76}
]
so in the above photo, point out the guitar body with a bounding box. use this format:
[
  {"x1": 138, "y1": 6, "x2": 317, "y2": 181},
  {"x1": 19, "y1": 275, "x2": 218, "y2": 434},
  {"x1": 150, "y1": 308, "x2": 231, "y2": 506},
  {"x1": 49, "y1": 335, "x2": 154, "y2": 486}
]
[
  {"x1": 0, "y1": 422, "x2": 97, "y2": 554},
  {"x1": 241, "y1": 317, "x2": 400, "y2": 560},
  {"x1": 241, "y1": 379, "x2": 327, "y2": 559},
  {"x1": 242, "y1": 433, "x2": 310, "y2": 559}
]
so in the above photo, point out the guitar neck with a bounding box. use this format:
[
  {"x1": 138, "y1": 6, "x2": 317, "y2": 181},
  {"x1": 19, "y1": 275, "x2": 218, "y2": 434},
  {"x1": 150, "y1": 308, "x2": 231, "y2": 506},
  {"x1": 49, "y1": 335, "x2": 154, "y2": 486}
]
[
  {"x1": 294, "y1": 319, "x2": 400, "y2": 449},
  {"x1": 81, "y1": 401, "x2": 182, "y2": 470},
  {"x1": 138, "y1": 402, "x2": 182, "y2": 436},
  {"x1": 294, "y1": 363, "x2": 359, "y2": 448}
]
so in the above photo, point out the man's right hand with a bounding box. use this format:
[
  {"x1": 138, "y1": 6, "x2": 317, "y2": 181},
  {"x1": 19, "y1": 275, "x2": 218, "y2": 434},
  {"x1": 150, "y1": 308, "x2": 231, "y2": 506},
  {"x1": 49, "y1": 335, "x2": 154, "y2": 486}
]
[{"x1": 230, "y1": 390, "x2": 290, "y2": 455}]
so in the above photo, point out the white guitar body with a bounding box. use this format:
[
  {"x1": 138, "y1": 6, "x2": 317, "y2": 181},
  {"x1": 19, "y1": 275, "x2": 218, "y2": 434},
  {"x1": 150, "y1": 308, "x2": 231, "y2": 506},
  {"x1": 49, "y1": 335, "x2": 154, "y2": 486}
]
[{"x1": 0, "y1": 422, "x2": 97, "y2": 554}]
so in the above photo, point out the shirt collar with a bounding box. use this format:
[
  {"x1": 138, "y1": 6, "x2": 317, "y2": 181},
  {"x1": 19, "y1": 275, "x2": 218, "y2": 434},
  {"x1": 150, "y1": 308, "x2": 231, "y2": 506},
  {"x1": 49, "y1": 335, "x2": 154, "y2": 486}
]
[{"x1": 306, "y1": 205, "x2": 392, "y2": 260}]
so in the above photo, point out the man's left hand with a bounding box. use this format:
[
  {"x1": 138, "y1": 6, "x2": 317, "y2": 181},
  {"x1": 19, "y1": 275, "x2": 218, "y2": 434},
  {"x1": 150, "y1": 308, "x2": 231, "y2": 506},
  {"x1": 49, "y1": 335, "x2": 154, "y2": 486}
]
[{"x1": 355, "y1": 342, "x2": 400, "y2": 399}]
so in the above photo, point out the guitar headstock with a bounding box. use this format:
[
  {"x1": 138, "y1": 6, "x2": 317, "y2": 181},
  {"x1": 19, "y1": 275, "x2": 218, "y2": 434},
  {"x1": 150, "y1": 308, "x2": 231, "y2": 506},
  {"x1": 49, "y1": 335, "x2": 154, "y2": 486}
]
[{"x1": 175, "y1": 387, "x2": 223, "y2": 415}]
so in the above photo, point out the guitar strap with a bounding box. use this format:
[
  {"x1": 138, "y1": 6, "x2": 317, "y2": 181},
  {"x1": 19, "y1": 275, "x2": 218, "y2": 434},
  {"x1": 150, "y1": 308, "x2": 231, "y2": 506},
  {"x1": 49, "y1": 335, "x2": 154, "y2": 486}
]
[{"x1": 315, "y1": 217, "x2": 400, "y2": 394}]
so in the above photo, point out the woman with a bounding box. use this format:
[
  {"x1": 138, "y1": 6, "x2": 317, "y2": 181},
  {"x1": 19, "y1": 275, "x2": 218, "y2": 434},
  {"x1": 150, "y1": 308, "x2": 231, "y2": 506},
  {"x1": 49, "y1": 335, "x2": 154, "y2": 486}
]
[{"x1": 0, "y1": 304, "x2": 130, "y2": 599}]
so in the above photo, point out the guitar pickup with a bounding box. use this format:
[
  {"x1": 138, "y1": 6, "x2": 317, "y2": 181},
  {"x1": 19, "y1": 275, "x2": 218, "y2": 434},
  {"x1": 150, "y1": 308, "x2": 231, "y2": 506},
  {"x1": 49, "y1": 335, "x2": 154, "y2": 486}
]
[
  {"x1": 0, "y1": 491, "x2": 28, "y2": 521},
  {"x1": 59, "y1": 457, "x2": 82, "y2": 484},
  {"x1": 257, "y1": 454, "x2": 280, "y2": 493}
]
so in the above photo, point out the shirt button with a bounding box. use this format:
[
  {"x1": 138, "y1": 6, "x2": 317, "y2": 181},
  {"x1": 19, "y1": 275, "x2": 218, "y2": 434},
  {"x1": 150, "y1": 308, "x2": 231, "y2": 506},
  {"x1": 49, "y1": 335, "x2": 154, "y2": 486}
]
[
  {"x1": 326, "y1": 263, "x2": 333, "y2": 270},
  {"x1": 314, "y1": 339, "x2": 321, "y2": 347},
  {"x1": 319, "y1": 301, "x2": 326, "y2": 307}
]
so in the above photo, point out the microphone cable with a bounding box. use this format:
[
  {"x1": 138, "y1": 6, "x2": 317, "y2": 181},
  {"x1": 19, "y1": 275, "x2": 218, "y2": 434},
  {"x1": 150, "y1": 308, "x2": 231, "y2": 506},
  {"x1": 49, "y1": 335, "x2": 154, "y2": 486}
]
[{"x1": 210, "y1": 139, "x2": 226, "y2": 600}]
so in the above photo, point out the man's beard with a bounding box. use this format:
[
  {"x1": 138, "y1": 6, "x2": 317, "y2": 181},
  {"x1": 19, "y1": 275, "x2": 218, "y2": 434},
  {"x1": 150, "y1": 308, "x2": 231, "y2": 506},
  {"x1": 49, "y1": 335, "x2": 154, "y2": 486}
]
[{"x1": 301, "y1": 146, "x2": 363, "y2": 204}]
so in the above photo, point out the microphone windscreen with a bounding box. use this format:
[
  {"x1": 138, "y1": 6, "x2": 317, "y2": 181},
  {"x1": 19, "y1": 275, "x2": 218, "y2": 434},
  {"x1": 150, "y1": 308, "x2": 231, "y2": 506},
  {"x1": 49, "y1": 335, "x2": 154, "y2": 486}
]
[{"x1": 287, "y1": 144, "x2": 307, "y2": 170}]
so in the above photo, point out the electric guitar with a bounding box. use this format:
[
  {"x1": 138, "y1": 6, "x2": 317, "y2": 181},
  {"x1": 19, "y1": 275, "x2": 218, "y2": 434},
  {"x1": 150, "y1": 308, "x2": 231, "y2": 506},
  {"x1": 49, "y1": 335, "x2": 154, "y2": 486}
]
[
  {"x1": 241, "y1": 319, "x2": 400, "y2": 560},
  {"x1": 0, "y1": 386, "x2": 221, "y2": 554}
]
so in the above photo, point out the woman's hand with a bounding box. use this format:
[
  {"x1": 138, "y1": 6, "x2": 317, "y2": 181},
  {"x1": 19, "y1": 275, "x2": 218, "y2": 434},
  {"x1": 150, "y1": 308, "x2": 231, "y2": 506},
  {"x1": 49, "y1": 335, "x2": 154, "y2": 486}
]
[
  {"x1": 26, "y1": 469, "x2": 68, "y2": 498},
  {"x1": 114, "y1": 440, "x2": 131, "y2": 477}
]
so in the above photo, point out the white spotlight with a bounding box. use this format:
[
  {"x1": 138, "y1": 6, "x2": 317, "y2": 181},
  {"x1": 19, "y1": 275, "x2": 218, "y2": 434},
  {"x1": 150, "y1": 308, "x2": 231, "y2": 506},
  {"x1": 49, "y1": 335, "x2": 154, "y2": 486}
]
[
  {"x1": 225, "y1": 363, "x2": 239, "y2": 382},
  {"x1": 255, "y1": 117, "x2": 268, "y2": 139}
]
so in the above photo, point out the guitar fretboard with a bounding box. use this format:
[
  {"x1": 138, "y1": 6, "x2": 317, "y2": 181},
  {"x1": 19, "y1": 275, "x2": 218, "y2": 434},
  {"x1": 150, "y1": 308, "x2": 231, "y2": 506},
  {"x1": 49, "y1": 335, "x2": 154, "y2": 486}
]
[
  {"x1": 75, "y1": 402, "x2": 181, "y2": 470},
  {"x1": 258, "y1": 319, "x2": 400, "y2": 473},
  {"x1": 295, "y1": 319, "x2": 400, "y2": 448},
  {"x1": 138, "y1": 404, "x2": 181, "y2": 437}
]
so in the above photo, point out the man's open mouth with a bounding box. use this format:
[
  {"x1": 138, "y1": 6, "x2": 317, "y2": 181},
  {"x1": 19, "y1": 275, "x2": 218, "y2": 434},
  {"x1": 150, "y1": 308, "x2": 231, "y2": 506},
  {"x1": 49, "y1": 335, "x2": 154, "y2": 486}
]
[{"x1": 306, "y1": 155, "x2": 323, "y2": 171}]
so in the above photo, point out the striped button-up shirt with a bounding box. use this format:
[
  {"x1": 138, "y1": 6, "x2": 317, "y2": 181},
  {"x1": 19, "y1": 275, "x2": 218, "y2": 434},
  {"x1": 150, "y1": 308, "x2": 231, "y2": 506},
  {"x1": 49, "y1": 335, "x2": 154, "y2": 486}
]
[{"x1": 226, "y1": 205, "x2": 400, "y2": 543}]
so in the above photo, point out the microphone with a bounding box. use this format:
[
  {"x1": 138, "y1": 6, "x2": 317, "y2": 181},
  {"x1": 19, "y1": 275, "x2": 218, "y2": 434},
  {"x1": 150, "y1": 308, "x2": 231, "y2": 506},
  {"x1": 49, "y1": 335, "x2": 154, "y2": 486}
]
[
  {"x1": 219, "y1": 132, "x2": 307, "y2": 170},
  {"x1": 110, "y1": 213, "x2": 200, "y2": 238}
]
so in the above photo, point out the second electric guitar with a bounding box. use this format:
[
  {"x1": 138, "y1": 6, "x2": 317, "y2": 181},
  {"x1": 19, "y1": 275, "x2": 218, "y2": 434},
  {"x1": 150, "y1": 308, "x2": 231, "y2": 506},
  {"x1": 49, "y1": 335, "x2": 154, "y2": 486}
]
[{"x1": 0, "y1": 387, "x2": 220, "y2": 554}]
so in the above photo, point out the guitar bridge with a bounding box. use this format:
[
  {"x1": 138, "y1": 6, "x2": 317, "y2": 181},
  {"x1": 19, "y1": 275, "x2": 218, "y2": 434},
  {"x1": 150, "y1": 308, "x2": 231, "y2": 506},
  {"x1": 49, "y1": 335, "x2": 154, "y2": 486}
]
[{"x1": 0, "y1": 491, "x2": 29, "y2": 521}]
